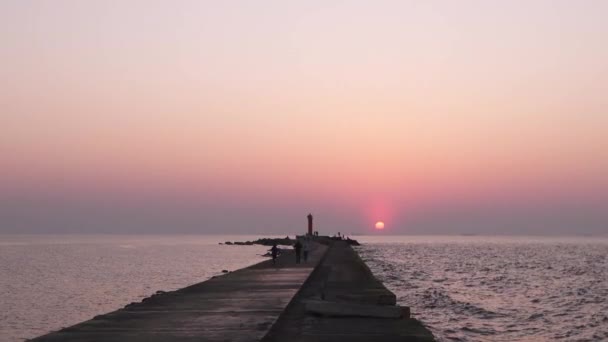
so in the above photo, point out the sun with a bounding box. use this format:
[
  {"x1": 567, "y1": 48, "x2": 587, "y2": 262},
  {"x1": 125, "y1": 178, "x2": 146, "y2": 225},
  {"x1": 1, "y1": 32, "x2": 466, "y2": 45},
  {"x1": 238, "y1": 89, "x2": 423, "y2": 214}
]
[{"x1": 375, "y1": 221, "x2": 385, "y2": 230}]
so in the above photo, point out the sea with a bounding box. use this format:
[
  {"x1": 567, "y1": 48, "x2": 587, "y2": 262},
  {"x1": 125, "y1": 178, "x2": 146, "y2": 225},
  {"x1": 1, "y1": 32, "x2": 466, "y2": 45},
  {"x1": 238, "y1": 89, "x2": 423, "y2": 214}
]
[
  {"x1": 1, "y1": 235, "x2": 607, "y2": 342},
  {"x1": 0, "y1": 235, "x2": 269, "y2": 341},
  {"x1": 356, "y1": 236, "x2": 608, "y2": 342}
]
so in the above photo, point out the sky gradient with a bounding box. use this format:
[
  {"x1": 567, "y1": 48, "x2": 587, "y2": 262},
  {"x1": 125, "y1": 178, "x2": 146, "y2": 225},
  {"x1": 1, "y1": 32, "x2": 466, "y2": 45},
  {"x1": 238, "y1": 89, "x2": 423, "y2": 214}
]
[{"x1": 1, "y1": 0, "x2": 607, "y2": 235}]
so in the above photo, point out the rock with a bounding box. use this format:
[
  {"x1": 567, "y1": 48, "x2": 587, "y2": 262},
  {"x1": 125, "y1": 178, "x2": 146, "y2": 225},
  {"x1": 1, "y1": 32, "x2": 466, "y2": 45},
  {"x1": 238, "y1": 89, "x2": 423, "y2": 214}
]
[
  {"x1": 229, "y1": 236, "x2": 361, "y2": 247},
  {"x1": 346, "y1": 238, "x2": 361, "y2": 246},
  {"x1": 222, "y1": 270, "x2": 229, "y2": 273},
  {"x1": 229, "y1": 237, "x2": 294, "y2": 246}
]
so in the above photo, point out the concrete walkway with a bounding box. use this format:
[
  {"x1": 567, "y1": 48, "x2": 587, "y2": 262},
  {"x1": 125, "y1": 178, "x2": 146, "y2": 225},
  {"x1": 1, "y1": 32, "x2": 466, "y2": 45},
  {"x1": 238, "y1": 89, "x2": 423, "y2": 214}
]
[
  {"x1": 262, "y1": 241, "x2": 435, "y2": 342},
  {"x1": 33, "y1": 243, "x2": 327, "y2": 342}
]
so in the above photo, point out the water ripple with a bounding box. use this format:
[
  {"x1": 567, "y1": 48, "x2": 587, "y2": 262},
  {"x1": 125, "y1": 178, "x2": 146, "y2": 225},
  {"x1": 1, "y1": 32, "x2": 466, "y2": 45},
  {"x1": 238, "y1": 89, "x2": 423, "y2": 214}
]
[
  {"x1": 0, "y1": 235, "x2": 268, "y2": 341},
  {"x1": 357, "y1": 237, "x2": 608, "y2": 342}
]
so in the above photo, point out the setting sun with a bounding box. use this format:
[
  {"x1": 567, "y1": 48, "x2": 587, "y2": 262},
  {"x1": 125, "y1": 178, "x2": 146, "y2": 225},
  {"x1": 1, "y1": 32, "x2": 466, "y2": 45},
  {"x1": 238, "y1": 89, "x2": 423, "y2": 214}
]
[{"x1": 375, "y1": 221, "x2": 385, "y2": 230}]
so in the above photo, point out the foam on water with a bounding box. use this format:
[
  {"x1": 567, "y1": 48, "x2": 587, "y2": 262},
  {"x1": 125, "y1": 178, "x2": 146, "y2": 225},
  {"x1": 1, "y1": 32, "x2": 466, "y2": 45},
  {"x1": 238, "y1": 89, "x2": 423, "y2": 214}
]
[{"x1": 356, "y1": 236, "x2": 608, "y2": 342}]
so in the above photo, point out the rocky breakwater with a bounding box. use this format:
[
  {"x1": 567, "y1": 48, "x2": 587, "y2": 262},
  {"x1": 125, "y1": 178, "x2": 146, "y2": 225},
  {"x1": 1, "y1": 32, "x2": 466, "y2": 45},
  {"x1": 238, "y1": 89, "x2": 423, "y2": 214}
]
[{"x1": 223, "y1": 236, "x2": 360, "y2": 247}]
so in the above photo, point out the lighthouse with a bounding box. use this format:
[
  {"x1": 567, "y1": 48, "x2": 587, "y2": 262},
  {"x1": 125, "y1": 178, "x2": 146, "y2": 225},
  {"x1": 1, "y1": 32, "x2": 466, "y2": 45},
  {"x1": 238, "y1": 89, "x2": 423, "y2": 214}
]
[{"x1": 307, "y1": 213, "x2": 313, "y2": 236}]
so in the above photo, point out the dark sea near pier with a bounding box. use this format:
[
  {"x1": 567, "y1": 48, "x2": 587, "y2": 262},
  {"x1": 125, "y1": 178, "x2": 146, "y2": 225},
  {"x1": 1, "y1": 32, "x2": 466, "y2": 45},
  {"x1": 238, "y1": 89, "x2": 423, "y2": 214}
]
[
  {"x1": 357, "y1": 236, "x2": 608, "y2": 342},
  {"x1": 2, "y1": 235, "x2": 607, "y2": 342}
]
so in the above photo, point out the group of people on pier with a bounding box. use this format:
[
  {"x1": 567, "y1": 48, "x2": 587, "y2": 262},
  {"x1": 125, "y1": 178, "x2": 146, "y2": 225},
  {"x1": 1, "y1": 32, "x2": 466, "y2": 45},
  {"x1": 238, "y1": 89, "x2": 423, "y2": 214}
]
[
  {"x1": 270, "y1": 236, "x2": 311, "y2": 265},
  {"x1": 270, "y1": 213, "x2": 315, "y2": 265}
]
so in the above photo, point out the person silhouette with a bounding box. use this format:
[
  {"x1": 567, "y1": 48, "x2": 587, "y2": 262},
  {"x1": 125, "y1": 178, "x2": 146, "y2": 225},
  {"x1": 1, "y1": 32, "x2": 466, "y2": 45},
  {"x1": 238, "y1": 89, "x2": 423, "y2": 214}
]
[
  {"x1": 302, "y1": 237, "x2": 310, "y2": 263},
  {"x1": 270, "y1": 243, "x2": 279, "y2": 265},
  {"x1": 294, "y1": 239, "x2": 303, "y2": 264}
]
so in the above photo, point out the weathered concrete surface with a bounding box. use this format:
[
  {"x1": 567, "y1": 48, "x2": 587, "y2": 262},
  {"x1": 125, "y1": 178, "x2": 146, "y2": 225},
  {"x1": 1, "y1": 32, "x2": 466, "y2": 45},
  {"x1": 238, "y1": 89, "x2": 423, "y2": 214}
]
[
  {"x1": 32, "y1": 243, "x2": 327, "y2": 342},
  {"x1": 262, "y1": 241, "x2": 436, "y2": 342},
  {"x1": 304, "y1": 300, "x2": 403, "y2": 318}
]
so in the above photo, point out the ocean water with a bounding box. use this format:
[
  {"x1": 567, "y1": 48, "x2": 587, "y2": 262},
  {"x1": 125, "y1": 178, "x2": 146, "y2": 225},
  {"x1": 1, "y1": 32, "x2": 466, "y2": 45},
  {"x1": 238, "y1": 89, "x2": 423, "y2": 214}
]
[
  {"x1": 0, "y1": 235, "x2": 269, "y2": 341},
  {"x1": 2, "y1": 235, "x2": 607, "y2": 342},
  {"x1": 356, "y1": 236, "x2": 608, "y2": 342}
]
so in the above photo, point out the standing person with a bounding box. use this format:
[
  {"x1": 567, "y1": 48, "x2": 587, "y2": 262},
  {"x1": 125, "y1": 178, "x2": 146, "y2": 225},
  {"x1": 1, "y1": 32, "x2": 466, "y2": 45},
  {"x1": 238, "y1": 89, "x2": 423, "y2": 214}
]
[
  {"x1": 302, "y1": 238, "x2": 310, "y2": 263},
  {"x1": 270, "y1": 243, "x2": 279, "y2": 265},
  {"x1": 294, "y1": 239, "x2": 303, "y2": 264}
]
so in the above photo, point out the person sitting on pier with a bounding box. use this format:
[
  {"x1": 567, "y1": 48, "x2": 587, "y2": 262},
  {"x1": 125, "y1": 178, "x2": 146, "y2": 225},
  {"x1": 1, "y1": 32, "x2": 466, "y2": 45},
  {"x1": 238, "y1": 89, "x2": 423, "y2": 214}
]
[
  {"x1": 294, "y1": 239, "x2": 303, "y2": 264},
  {"x1": 270, "y1": 243, "x2": 280, "y2": 265}
]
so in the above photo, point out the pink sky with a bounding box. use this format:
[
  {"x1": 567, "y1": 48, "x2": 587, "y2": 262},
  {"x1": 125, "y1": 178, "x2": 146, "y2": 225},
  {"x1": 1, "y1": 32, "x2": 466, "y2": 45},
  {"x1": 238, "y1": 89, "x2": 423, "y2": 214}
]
[{"x1": 1, "y1": 1, "x2": 607, "y2": 234}]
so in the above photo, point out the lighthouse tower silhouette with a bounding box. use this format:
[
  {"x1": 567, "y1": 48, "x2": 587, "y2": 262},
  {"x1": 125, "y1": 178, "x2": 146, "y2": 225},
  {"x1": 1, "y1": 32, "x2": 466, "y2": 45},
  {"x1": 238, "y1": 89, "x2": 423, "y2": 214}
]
[{"x1": 307, "y1": 213, "x2": 313, "y2": 236}]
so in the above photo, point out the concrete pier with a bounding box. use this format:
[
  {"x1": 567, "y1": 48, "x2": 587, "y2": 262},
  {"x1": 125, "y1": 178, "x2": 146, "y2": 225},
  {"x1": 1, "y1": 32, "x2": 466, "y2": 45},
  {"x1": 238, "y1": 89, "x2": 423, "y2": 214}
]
[
  {"x1": 33, "y1": 239, "x2": 435, "y2": 341},
  {"x1": 263, "y1": 241, "x2": 435, "y2": 342}
]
